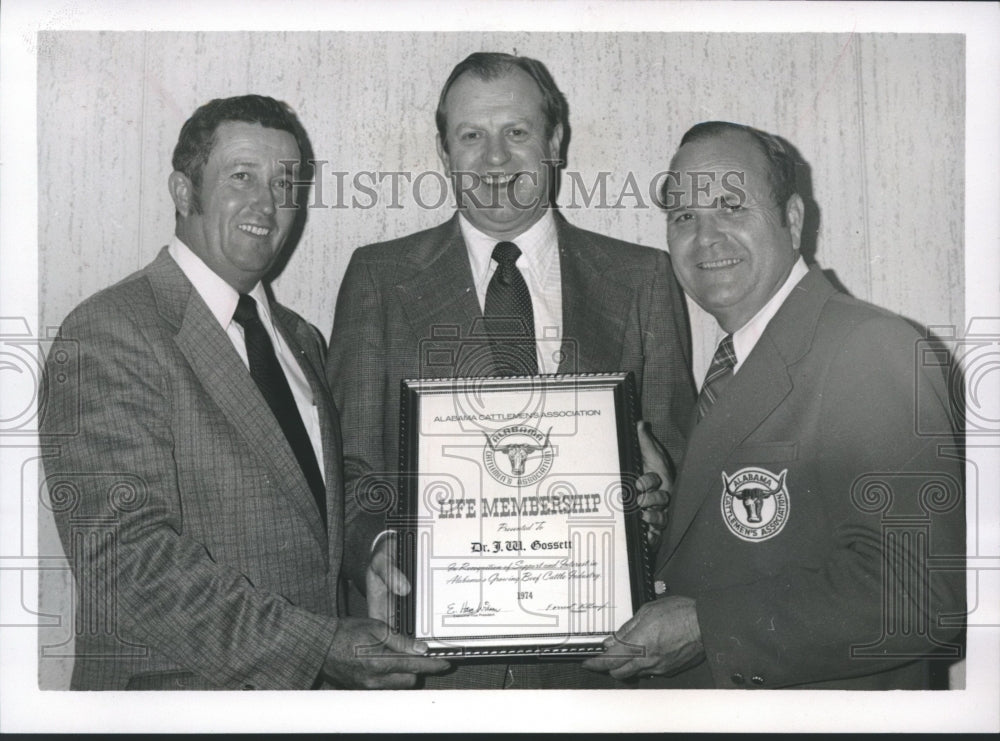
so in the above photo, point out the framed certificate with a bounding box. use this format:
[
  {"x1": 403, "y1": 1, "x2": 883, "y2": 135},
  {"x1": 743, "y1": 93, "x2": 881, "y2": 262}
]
[{"x1": 395, "y1": 372, "x2": 653, "y2": 658}]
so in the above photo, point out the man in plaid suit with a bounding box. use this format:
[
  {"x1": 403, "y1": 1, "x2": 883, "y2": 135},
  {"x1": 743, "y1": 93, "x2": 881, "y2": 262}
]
[{"x1": 40, "y1": 95, "x2": 447, "y2": 690}]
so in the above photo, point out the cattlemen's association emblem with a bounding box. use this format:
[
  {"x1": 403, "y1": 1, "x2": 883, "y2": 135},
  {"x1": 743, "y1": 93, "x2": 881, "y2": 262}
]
[
  {"x1": 720, "y1": 467, "x2": 789, "y2": 542},
  {"x1": 483, "y1": 425, "x2": 554, "y2": 487}
]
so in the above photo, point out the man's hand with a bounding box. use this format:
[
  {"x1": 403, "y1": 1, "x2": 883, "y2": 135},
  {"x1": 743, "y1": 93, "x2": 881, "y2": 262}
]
[
  {"x1": 582, "y1": 596, "x2": 704, "y2": 680},
  {"x1": 636, "y1": 421, "x2": 675, "y2": 541},
  {"x1": 366, "y1": 532, "x2": 409, "y2": 624},
  {"x1": 321, "y1": 617, "x2": 450, "y2": 689},
  {"x1": 324, "y1": 534, "x2": 448, "y2": 688}
]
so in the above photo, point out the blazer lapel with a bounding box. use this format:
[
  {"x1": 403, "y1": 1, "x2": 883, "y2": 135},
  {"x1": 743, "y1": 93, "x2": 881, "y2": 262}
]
[
  {"x1": 395, "y1": 216, "x2": 484, "y2": 377},
  {"x1": 555, "y1": 217, "x2": 631, "y2": 374},
  {"x1": 655, "y1": 336, "x2": 792, "y2": 571},
  {"x1": 150, "y1": 253, "x2": 327, "y2": 548},
  {"x1": 655, "y1": 267, "x2": 834, "y2": 572}
]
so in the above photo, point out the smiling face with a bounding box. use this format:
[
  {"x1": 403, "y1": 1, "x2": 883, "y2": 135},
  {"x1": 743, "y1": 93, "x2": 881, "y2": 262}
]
[
  {"x1": 170, "y1": 121, "x2": 299, "y2": 293},
  {"x1": 666, "y1": 130, "x2": 803, "y2": 333},
  {"x1": 437, "y1": 68, "x2": 563, "y2": 241}
]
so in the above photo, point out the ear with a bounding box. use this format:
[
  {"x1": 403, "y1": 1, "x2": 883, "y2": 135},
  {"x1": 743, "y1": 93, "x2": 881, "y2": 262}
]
[
  {"x1": 168, "y1": 171, "x2": 195, "y2": 218},
  {"x1": 785, "y1": 193, "x2": 804, "y2": 252},
  {"x1": 436, "y1": 134, "x2": 451, "y2": 176},
  {"x1": 547, "y1": 123, "x2": 564, "y2": 163}
]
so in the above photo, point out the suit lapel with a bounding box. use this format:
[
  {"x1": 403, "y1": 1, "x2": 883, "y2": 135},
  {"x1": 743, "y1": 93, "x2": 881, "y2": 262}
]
[
  {"x1": 393, "y1": 214, "x2": 635, "y2": 378},
  {"x1": 656, "y1": 267, "x2": 834, "y2": 572},
  {"x1": 272, "y1": 307, "x2": 344, "y2": 549},
  {"x1": 655, "y1": 335, "x2": 792, "y2": 570},
  {"x1": 148, "y1": 251, "x2": 327, "y2": 548},
  {"x1": 555, "y1": 217, "x2": 630, "y2": 373},
  {"x1": 395, "y1": 216, "x2": 485, "y2": 377}
]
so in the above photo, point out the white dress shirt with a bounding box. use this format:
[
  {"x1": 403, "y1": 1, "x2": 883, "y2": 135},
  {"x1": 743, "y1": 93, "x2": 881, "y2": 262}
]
[
  {"x1": 730, "y1": 257, "x2": 810, "y2": 374},
  {"x1": 459, "y1": 211, "x2": 563, "y2": 374},
  {"x1": 167, "y1": 237, "x2": 325, "y2": 479},
  {"x1": 370, "y1": 215, "x2": 566, "y2": 555}
]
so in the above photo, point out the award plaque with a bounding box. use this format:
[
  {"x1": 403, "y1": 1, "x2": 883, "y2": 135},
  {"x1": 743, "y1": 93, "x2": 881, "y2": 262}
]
[{"x1": 395, "y1": 372, "x2": 653, "y2": 658}]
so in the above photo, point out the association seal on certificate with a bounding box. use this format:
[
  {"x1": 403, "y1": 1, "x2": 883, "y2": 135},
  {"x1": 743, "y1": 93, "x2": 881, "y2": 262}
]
[{"x1": 395, "y1": 372, "x2": 652, "y2": 658}]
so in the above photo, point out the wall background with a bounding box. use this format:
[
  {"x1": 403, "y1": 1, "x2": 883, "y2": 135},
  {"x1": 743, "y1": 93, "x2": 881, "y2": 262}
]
[{"x1": 36, "y1": 31, "x2": 965, "y2": 689}]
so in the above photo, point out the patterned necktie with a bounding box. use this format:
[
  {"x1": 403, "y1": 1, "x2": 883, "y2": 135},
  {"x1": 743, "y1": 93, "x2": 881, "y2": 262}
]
[
  {"x1": 233, "y1": 294, "x2": 327, "y2": 528},
  {"x1": 483, "y1": 241, "x2": 538, "y2": 376},
  {"x1": 697, "y1": 334, "x2": 736, "y2": 421}
]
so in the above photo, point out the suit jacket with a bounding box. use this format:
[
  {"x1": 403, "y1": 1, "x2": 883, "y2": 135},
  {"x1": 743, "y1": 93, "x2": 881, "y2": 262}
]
[
  {"x1": 40, "y1": 248, "x2": 345, "y2": 690},
  {"x1": 327, "y1": 213, "x2": 696, "y2": 688},
  {"x1": 646, "y1": 267, "x2": 965, "y2": 690}
]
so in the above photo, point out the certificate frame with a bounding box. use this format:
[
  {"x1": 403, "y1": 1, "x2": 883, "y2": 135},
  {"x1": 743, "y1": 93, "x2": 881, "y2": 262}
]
[{"x1": 395, "y1": 372, "x2": 653, "y2": 658}]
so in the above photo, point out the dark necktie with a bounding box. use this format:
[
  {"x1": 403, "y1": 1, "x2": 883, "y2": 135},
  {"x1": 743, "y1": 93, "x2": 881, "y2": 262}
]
[
  {"x1": 233, "y1": 294, "x2": 327, "y2": 527},
  {"x1": 697, "y1": 334, "x2": 736, "y2": 421},
  {"x1": 483, "y1": 241, "x2": 538, "y2": 376}
]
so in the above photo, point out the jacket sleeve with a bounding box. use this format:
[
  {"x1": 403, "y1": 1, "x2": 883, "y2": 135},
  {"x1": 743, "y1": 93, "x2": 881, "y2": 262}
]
[
  {"x1": 326, "y1": 252, "x2": 390, "y2": 589},
  {"x1": 41, "y1": 299, "x2": 338, "y2": 689},
  {"x1": 693, "y1": 316, "x2": 965, "y2": 688},
  {"x1": 639, "y1": 248, "x2": 697, "y2": 468}
]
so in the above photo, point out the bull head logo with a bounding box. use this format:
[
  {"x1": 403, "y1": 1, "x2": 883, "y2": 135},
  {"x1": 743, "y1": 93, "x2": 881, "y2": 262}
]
[
  {"x1": 723, "y1": 469, "x2": 786, "y2": 524},
  {"x1": 484, "y1": 428, "x2": 551, "y2": 476}
]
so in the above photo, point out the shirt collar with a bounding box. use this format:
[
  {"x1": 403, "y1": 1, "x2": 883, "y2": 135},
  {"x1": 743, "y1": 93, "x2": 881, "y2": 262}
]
[
  {"x1": 459, "y1": 210, "x2": 558, "y2": 287},
  {"x1": 167, "y1": 235, "x2": 269, "y2": 329},
  {"x1": 731, "y1": 256, "x2": 809, "y2": 372}
]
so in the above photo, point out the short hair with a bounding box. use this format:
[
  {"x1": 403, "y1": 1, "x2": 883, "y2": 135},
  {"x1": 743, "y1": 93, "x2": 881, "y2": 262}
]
[
  {"x1": 171, "y1": 94, "x2": 307, "y2": 205},
  {"x1": 435, "y1": 52, "x2": 567, "y2": 153},
  {"x1": 675, "y1": 121, "x2": 798, "y2": 221}
]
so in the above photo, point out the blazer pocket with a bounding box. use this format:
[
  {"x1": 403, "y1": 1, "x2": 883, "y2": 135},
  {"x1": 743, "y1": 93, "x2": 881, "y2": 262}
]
[{"x1": 733, "y1": 441, "x2": 798, "y2": 464}]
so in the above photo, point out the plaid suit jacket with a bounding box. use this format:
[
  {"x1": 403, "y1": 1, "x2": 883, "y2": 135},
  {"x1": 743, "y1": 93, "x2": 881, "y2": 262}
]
[
  {"x1": 327, "y1": 213, "x2": 696, "y2": 688},
  {"x1": 41, "y1": 248, "x2": 345, "y2": 690}
]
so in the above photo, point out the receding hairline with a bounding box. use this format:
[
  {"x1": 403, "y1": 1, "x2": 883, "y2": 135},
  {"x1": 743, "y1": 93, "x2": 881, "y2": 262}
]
[
  {"x1": 669, "y1": 127, "x2": 769, "y2": 169},
  {"x1": 440, "y1": 66, "x2": 545, "y2": 113},
  {"x1": 435, "y1": 53, "x2": 565, "y2": 152}
]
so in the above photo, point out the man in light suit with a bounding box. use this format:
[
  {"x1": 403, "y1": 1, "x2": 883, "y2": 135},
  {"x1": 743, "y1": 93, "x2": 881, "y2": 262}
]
[
  {"x1": 584, "y1": 121, "x2": 965, "y2": 688},
  {"x1": 327, "y1": 53, "x2": 696, "y2": 688},
  {"x1": 40, "y1": 95, "x2": 447, "y2": 690}
]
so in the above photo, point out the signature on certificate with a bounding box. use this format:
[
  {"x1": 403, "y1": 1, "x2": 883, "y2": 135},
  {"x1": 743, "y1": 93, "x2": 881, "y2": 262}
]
[{"x1": 445, "y1": 601, "x2": 502, "y2": 618}]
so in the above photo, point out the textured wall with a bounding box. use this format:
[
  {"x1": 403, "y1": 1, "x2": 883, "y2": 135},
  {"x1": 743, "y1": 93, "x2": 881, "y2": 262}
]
[{"x1": 36, "y1": 31, "x2": 965, "y2": 689}]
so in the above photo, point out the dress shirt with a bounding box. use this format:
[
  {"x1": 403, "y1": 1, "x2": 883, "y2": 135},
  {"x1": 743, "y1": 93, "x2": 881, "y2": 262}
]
[
  {"x1": 729, "y1": 256, "x2": 809, "y2": 374},
  {"x1": 369, "y1": 215, "x2": 565, "y2": 552},
  {"x1": 459, "y1": 211, "x2": 563, "y2": 374},
  {"x1": 168, "y1": 236, "x2": 325, "y2": 479}
]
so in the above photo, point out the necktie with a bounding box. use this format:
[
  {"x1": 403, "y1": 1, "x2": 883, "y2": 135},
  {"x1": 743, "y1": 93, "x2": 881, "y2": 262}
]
[
  {"x1": 483, "y1": 241, "x2": 538, "y2": 376},
  {"x1": 697, "y1": 334, "x2": 736, "y2": 421},
  {"x1": 233, "y1": 294, "x2": 327, "y2": 527}
]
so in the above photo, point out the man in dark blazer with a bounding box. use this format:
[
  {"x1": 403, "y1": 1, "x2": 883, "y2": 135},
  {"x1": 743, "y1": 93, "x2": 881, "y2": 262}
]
[
  {"x1": 40, "y1": 95, "x2": 447, "y2": 690},
  {"x1": 584, "y1": 121, "x2": 965, "y2": 688},
  {"x1": 327, "y1": 53, "x2": 696, "y2": 689}
]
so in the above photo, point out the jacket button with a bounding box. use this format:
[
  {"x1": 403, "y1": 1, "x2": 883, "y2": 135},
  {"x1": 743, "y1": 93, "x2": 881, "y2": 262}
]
[
  {"x1": 730, "y1": 673, "x2": 745, "y2": 685},
  {"x1": 751, "y1": 675, "x2": 765, "y2": 686},
  {"x1": 654, "y1": 580, "x2": 667, "y2": 595}
]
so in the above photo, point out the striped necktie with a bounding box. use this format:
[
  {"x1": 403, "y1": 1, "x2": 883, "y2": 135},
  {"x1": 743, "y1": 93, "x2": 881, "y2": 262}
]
[{"x1": 697, "y1": 334, "x2": 736, "y2": 421}]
